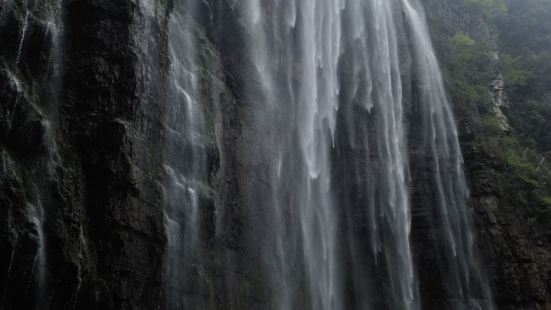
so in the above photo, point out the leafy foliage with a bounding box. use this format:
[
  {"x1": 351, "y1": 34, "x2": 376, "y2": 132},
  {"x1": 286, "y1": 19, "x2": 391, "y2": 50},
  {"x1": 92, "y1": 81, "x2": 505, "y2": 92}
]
[
  {"x1": 448, "y1": 32, "x2": 496, "y2": 106},
  {"x1": 464, "y1": 0, "x2": 508, "y2": 19},
  {"x1": 481, "y1": 115, "x2": 551, "y2": 216},
  {"x1": 494, "y1": 0, "x2": 551, "y2": 152},
  {"x1": 500, "y1": 54, "x2": 530, "y2": 88},
  {"x1": 428, "y1": 0, "x2": 551, "y2": 220},
  {"x1": 450, "y1": 32, "x2": 476, "y2": 47}
]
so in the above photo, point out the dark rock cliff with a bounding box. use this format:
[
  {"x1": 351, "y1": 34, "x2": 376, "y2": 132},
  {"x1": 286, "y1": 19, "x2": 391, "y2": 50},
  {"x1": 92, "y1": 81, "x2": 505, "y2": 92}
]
[
  {"x1": 422, "y1": 0, "x2": 551, "y2": 308},
  {"x1": 0, "y1": 1, "x2": 549, "y2": 309},
  {"x1": 1, "y1": 1, "x2": 170, "y2": 309}
]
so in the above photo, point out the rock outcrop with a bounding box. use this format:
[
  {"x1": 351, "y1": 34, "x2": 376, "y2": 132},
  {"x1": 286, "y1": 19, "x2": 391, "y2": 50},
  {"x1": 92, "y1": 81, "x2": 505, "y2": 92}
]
[
  {"x1": 422, "y1": 0, "x2": 551, "y2": 308},
  {"x1": 0, "y1": 1, "x2": 549, "y2": 309}
]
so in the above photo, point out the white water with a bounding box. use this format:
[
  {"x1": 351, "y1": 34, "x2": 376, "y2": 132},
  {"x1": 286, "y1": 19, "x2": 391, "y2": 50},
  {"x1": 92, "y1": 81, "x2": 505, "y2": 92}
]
[
  {"x1": 242, "y1": 1, "x2": 344, "y2": 308},
  {"x1": 29, "y1": 196, "x2": 47, "y2": 310},
  {"x1": 402, "y1": 1, "x2": 495, "y2": 308},
  {"x1": 239, "y1": 1, "x2": 417, "y2": 309},
  {"x1": 15, "y1": 7, "x2": 29, "y2": 65},
  {"x1": 161, "y1": 1, "x2": 213, "y2": 308},
  {"x1": 162, "y1": 0, "x2": 494, "y2": 309}
]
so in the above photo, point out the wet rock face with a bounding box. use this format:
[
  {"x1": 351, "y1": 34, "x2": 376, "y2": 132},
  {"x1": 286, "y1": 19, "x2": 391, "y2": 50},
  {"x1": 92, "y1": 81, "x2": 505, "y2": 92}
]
[
  {"x1": 1, "y1": 2, "x2": 58, "y2": 309},
  {"x1": 1, "y1": 1, "x2": 171, "y2": 309},
  {"x1": 1, "y1": 1, "x2": 550, "y2": 310},
  {"x1": 421, "y1": 0, "x2": 551, "y2": 308},
  {"x1": 459, "y1": 110, "x2": 551, "y2": 310},
  {"x1": 0, "y1": 1, "x2": 237, "y2": 308}
]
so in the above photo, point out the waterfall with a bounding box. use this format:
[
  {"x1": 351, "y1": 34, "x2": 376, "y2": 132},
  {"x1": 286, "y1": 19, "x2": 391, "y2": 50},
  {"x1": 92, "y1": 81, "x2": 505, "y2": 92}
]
[
  {"x1": 0, "y1": 0, "x2": 501, "y2": 308},
  {"x1": 15, "y1": 0, "x2": 30, "y2": 65},
  {"x1": 402, "y1": 1, "x2": 495, "y2": 308},
  {"x1": 30, "y1": 195, "x2": 46, "y2": 310},
  {"x1": 0, "y1": 0, "x2": 65, "y2": 308},
  {"x1": 162, "y1": 0, "x2": 493, "y2": 309},
  {"x1": 241, "y1": 1, "x2": 343, "y2": 309},
  {"x1": 162, "y1": 1, "x2": 216, "y2": 309}
]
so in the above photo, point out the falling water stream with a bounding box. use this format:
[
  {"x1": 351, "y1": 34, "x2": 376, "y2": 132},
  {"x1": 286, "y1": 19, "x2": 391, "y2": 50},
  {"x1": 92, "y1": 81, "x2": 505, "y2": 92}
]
[
  {"x1": 0, "y1": 0, "x2": 498, "y2": 308},
  {"x1": 402, "y1": 1, "x2": 495, "y2": 308},
  {"x1": 162, "y1": 1, "x2": 214, "y2": 308},
  {"x1": 1, "y1": 1, "x2": 65, "y2": 309},
  {"x1": 161, "y1": 0, "x2": 494, "y2": 309},
  {"x1": 29, "y1": 193, "x2": 46, "y2": 310}
]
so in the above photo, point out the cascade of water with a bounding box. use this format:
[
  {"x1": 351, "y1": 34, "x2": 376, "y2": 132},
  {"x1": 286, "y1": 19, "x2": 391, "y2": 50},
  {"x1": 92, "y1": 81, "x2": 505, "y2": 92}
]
[
  {"x1": 5, "y1": 70, "x2": 22, "y2": 129},
  {"x1": 238, "y1": 0, "x2": 422, "y2": 308},
  {"x1": 346, "y1": 0, "x2": 418, "y2": 308},
  {"x1": 161, "y1": 0, "x2": 494, "y2": 309},
  {"x1": 241, "y1": 1, "x2": 344, "y2": 309},
  {"x1": 401, "y1": 1, "x2": 495, "y2": 308},
  {"x1": 7, "y1": 0, "x2": 65, "y2": 308},
  {"x1": 46, "y1": 0, "x2": 65, "y2": 98},
  {"x1": 29, "y1": 196, "x2": 47, "y2": 310},
  {"x1": 38, "y1": 1, "x2": 65, "y2": 307},
  {"x1": 15, "y1": 0, "x2": 30, "y2": 65},
  {"x1": 14, "y1": 184, "x2": 48, "y2": 310},
  {"x1": 162, "y1": 1, "x2": 212, "y2": 309}
]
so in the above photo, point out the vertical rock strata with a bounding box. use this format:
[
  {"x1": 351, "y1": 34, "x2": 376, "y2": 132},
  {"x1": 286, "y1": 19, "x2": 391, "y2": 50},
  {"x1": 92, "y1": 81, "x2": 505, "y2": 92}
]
[{"x1": 0, "y1": 1, "x2": 549, "y2": 309}]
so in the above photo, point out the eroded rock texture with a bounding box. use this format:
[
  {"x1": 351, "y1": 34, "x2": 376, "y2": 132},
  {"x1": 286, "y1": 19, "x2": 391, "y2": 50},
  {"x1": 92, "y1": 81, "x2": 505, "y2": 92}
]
[
  {"x1": 0, "y1": 1, "x2": 549, "y2": 310},
  {"x1": 422, "y1": 0, "x2": 551, "y2": 308},
  {"x1": 1, "y1": 1, "x2": 170, "y2": 309}
]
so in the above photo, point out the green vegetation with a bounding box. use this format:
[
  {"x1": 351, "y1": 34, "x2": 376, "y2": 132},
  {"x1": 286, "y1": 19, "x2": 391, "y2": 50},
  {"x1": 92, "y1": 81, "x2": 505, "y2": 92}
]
[
  {"x1": 465, "y1": 0, "x2": 508, "y2": 19},
  {"x1": 457, "y1": 0, "x2": 551, "y2": 217},
  {"x1": 432, "y1": 0, "x2": 551, "y2": 221},
  {"x1": 450, "y1": 32, "x2": 475, "y2": 47},
  {"x1": 494, "y1": 0, "x2": 551, "y2": 152},
  {"x1": 480, "y1": 115, "x2": 551, "y2": 217},
  {"x1": 448, "y1": 32, "x2": 495, "y2": 106},
  {"x1": 480, "y1": 115, "x2": 502, "y2": 131},
  {"x1": 540, "y1": 195, "x2": 551, "y2": 207},
  {"x1": 500, "y1": 54, "x2": 530, "y2": 88}
]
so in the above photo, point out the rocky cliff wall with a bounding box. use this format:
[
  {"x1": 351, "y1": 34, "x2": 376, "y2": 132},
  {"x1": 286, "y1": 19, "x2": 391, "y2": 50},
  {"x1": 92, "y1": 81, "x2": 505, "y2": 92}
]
[
  {"x1": 0, "y1": 1, "x2": 549, "y2": 309},
  {"x1": 422, "y1": 1, "x2": 551, "y2": 308},
  {"x1": 1, "y1": 1, "x2": 171, "y2": 308}
]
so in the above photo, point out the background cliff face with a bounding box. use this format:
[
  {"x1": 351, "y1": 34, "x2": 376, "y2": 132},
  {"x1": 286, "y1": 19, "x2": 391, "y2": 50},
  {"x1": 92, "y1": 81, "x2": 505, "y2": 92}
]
[
  {"x1": 422, "y1": 0, "x2": 551, "y2": 308},
  {"x1": 0, "y1": 1, "x2": 170, "y2": 308},
  {"x1": 0, "y1": 0, "x2": 550, "y2": 310}
]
